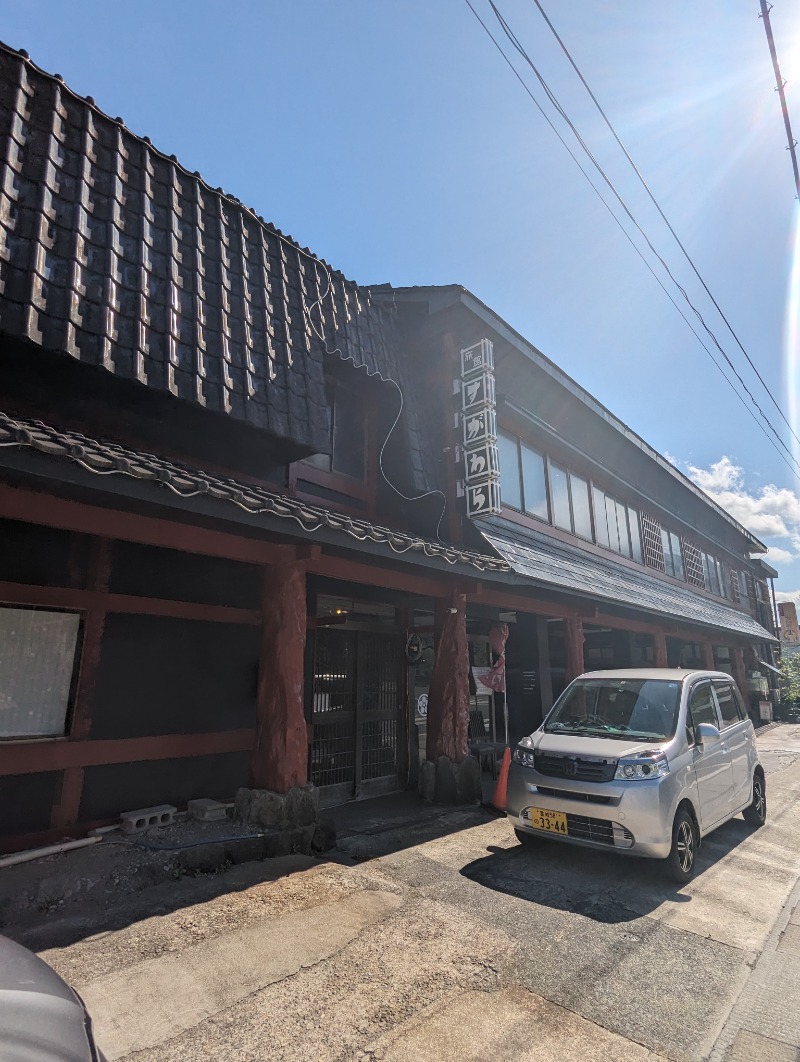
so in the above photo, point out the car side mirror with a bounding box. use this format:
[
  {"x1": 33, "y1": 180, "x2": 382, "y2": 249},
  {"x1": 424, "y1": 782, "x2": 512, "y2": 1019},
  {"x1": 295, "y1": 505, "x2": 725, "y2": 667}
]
[{"x1": 696, "y1": 722, "x2": 721, "y2": 747}]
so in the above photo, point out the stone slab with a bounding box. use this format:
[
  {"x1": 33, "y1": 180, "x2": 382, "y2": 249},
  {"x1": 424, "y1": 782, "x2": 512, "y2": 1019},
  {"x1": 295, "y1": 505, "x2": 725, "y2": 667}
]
[
  {"x1": 79, "y1": 890, "x2": 403, "y2": 1060},
  {"x1": 371, "y1": 987, "x2": 667, "y2": 1062}
]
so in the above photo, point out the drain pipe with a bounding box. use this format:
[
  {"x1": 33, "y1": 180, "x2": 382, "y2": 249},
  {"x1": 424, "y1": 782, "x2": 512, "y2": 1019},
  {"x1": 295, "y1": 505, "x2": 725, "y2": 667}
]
[{"x1": 0, "y1": 835, "x2": 101, "y2": 869}]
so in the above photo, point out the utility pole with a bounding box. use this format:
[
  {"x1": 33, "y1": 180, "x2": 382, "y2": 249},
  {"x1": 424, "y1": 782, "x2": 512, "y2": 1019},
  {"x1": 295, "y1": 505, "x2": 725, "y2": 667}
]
[{"x1": 759, "y1": 0, "x2": 800, "y2": 199}]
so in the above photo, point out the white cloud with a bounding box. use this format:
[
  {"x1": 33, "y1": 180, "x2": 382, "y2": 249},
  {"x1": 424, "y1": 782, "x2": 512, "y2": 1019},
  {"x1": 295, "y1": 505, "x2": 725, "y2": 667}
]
[
  {"x1": 766, "y1": 546, "x2": 796, "y2": 565},
  {"x1": 682, "y1": 457, "x2": 800, "y2": 605},
  {"x1": 776, "y1": 589, "x2": 800, "y2": 605},
  {"x1": 686, "y1": 457, "x2": 800, "y2": 545}
]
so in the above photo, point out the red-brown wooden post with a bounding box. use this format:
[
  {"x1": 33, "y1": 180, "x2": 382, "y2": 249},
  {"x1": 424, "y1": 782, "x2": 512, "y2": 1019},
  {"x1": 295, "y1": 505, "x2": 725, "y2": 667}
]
[
  {"x1": 426, "y1": 591, "x2": 469, "y2": 763},
  {"x1": 51, "y1": 536, "x2": 111, "y2": 832},
  {"x1": 702, "y1": 642, "x2": 715, "y2": 670},
  {"x1": 653, "y1": 631, "x2": 668, "y2": 668},
  {"x1": 731, "y1": 646, "x2": 749, "y2": 704},
  {"x1": 564, "y1": 616, "x2": 585, "y2": 683},
  {"x1": 250, "y1": 560, "x2": 308, "y2": 792}
]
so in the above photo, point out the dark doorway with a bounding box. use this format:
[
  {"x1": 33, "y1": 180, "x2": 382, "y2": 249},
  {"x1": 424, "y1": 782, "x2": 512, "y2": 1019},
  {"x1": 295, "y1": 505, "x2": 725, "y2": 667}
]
[{"x1": 310, "y1": 626, "x2": 405, "y2": 806}]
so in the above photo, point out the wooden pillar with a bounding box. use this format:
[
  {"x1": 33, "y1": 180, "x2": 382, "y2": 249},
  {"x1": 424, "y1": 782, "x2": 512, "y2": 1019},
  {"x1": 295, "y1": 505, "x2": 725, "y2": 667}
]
[
  {"x1": 564, "y1": 616, "x2": 585, "y2": 683},
  {"x1": 426, "y1": 591, "x2": 469, "y2": 763},
  {"x1": 536, "y1": 616, "x2": 553, "y2": 715},
  {"x1": 731, "y1": 646, "x2": 749, "y2": 704},
  {"x1": 51, "y1": 536, "x2": 111, "y2": 832},
  {"x1": 702, "y1": 642, "x2": 715, "y2": 670},
  {"x1": 653, "y1": 631, "x2": 668, "y2": 668},
  {"x1": 250, "y1": 561, "x2": 308, "y2": 792}
]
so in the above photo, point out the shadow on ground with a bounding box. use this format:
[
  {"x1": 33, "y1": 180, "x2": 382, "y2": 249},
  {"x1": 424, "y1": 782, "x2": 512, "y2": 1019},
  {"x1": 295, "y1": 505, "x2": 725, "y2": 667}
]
[
  {"x1": 0, "y1": 788, "x2": 499, "y2": 953},
  {"x1": 460, "y1": 815, "x2": 759, "y2": 924}
]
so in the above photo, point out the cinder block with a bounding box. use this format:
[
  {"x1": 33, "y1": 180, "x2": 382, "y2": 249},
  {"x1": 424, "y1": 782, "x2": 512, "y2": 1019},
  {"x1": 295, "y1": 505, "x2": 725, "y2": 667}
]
[
  {"x1": 120, "y1": 804, "x2": 177, "y2": 834},
  {"x1": 187, "y1": 798, "x2": 229, "y2": 822}
]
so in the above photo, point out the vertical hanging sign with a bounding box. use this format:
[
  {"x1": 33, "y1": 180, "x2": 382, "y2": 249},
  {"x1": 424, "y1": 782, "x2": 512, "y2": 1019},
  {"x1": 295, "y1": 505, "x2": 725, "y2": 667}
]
[{"x1": 459, "y1": 338, "x2": 500, "y2": 518}]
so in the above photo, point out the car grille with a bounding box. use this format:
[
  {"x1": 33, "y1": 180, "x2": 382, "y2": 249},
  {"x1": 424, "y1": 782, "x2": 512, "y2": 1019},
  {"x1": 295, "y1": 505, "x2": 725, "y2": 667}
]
[
  {"x1": 565, "y1": 814, "x2": 615, "y2": 846},
  {"x1": 534, "y1": 752, "x2": 616, "y2": 782},
  {"x1": 535, "y1": 785, "x2": 615, "y2": 806}
]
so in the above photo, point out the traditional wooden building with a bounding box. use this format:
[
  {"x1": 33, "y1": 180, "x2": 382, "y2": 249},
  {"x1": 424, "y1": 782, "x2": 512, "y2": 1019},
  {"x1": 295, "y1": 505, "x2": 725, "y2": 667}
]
[{"x1": 0, "y1": 44, "x2": 779, "y2": 851}]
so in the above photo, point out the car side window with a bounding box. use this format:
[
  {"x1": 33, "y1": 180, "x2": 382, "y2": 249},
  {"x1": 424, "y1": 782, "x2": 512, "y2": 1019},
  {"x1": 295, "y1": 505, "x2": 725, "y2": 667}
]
[
  {"x1": 730, "y1": 683, "x2": 748, "y2": 721},
  {"x1": 687, "y1": 682, "x2": 718, "y2": 744},
  {"x1": 713, "y1": 681, "x2": 741, "y2": 728}
]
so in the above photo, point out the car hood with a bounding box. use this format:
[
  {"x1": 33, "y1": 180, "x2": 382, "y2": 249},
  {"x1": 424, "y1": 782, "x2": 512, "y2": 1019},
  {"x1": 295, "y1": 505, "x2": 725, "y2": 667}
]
[
  {"x1": 0, "y1": 936, "x2": 95, "y2": 1061},
  {"x1": 533, "y1": 732, "x2": 666, "y2": 759}
]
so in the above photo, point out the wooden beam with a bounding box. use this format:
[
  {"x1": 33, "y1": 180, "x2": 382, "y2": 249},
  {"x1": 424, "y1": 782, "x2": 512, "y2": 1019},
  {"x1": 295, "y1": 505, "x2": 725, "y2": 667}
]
[
  {"x1": 0, "y1": 482, "x2": 283, "y2": 566},
  {"x1": 0, "y1": 581, "x2": 261, "y2": 626},
  {"x1": 309, "y1": 552, "x2": 456, "y2": 599},
  {"x1": 468, "y1": 586, "x2": 579, "y2": 620},
  {"x1": 0, "y1": 729, "x2": 255, "y2": 777}
]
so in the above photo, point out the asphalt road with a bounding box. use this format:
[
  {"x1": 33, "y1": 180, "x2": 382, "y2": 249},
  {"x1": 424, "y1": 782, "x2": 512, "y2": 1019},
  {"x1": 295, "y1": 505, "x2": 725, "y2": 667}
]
[{"x1": 20, "y1": 724, "x2": 800, "y2": 1061}]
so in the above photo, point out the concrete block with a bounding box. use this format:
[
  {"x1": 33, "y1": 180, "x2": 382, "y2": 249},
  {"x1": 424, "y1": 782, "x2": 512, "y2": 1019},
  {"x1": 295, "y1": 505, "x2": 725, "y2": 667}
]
[
  {"x1": 187, "y1": 798, "x2": 229, "y2": 822},
  {"x1": 120, "y1": 804, "x2": 177, "y2": 834}
]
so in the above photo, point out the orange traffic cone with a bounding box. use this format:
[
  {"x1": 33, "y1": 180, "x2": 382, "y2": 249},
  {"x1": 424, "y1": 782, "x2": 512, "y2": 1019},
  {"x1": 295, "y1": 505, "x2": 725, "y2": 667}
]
[{"x1": 490, "y1": 747, "x2": 511, "y2": 812}]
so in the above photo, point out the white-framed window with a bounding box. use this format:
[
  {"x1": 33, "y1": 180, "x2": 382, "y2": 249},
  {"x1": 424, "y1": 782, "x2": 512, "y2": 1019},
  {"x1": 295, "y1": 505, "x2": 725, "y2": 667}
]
[{"x1": 0, "y1": 607, "x2": 82, "y2": 740}]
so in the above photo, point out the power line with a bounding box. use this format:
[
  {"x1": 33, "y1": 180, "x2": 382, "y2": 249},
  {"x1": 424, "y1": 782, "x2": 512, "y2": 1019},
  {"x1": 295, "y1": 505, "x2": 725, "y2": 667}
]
[
  {"x1": 462, "y1": 0, "x2": 800, "y2": 483},
  {"x1": 759, "y1": 0, "x2": 800, "y2": 200},
  {"x1": 479, "y1": 0, "x2": 800, "y2": 478},
  {"x1": 530, "y1": 0, "x2": 800, "y2": 453}
]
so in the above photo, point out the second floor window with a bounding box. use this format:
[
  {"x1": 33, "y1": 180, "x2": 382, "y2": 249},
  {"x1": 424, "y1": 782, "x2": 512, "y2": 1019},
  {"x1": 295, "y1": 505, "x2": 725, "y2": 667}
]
[
  {"x1": 593, "y1": 487, "x2": 642, "y2": 562},
  {"x1": 303, "y1": 382, "x2": 366, "y2": 481}
]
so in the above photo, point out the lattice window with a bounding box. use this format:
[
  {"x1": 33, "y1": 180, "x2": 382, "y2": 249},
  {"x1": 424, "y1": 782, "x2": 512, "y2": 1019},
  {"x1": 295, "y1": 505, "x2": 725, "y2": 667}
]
[
  {"x1": 745, "y1": 573, "x2": 756, "y2": 606},
  {"x1": 729, "y1": 568, "x2": 741, "y2": 603},
  {"x1": 641, "y1": 512, "x2": 666, "y2": 572},
  {"x1": 682, "y1": 539, "x2": 705, "y2": 588}
]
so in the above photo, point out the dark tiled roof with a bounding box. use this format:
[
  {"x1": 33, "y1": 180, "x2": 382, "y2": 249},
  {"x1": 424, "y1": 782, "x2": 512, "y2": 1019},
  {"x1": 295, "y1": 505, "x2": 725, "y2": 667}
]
[
  {"x1": 477, "y1": 518, "x2": 777, "y2": 643},
  {"x1": 0, "y1": 409, "x2": 510, "y2": 573},
  {"x1": 0, "y1": 43, "x2": 402, "y2": 453}
]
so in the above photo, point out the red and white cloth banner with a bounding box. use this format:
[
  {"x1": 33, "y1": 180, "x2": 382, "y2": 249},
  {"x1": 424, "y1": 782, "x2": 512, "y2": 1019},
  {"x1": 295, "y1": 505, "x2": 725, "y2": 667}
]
[{"x1": 477, "y1": 622, "x2": 508, "y2": 694}]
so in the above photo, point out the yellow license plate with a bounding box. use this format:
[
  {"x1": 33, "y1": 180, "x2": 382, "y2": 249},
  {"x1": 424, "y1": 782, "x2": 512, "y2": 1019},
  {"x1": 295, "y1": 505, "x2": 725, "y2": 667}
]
[{"x1": 527, "y1": 807, "x2": 568, "y2": 835}]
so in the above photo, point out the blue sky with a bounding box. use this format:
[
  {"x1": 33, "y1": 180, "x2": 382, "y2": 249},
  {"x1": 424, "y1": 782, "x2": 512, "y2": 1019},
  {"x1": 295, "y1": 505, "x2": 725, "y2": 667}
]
[{"x1": 4, "y1": 1, "x2": 800, "y2": 601}]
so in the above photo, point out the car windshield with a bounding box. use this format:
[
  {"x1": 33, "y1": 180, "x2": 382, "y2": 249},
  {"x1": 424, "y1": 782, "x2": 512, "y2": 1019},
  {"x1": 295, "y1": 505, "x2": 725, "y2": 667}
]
[{"x1": 544, "y1": 678, "x2": 680, "y2": 740}]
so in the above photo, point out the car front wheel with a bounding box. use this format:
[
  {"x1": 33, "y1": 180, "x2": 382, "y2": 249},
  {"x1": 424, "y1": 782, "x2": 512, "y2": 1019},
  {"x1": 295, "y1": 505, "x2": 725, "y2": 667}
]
[
  {"x1": 666, "y1": 807, "x2": 697, "y2": 883},
  {"x1": 743, "y1": 773, "x2": 766, "y2": 827}
]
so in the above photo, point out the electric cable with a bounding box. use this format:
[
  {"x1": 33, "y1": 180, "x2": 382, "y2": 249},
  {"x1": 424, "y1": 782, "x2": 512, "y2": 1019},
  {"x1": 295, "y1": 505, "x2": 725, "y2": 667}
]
[
  {"x1": 303, "y1": 259, "x2": 450, "y2": 543},
  {"x1": 378, "y1": 377, "x2": 449, "y2": 544},
  {"x1": 468, "y1": 0, "x2": 800, "y2": 479},
  {"x1": 531, "y1": 0, "x2": 800, "y2": 451},
  {"x1": 487, "y1": 0, "x2": 800, "y2": 474},
  {"x1": 463, "y1": 0, "x2": 800, "y2": 482}
]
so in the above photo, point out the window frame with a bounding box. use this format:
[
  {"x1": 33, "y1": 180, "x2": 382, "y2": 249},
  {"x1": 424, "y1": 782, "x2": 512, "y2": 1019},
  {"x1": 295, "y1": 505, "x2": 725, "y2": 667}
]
[
  {"x1": 712, "y1": 680, "x2": 746, "y2": 728},
  {"x1": 0, "y1": 605, "x2": 83, "y2": 742},
  {"x1": 686, "y1": 680, "x2": 721, "y2": 745}
]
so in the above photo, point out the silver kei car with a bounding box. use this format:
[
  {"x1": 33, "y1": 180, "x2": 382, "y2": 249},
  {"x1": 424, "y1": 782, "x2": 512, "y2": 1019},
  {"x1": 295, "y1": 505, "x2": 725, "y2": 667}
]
[{"x1": 507, "y1": 669, "x2": 766, "y2": 882}]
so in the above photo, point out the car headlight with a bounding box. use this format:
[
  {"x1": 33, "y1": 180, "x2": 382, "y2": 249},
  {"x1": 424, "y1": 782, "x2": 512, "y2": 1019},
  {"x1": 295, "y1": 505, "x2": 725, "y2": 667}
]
[
  {"x1": 513, "y1": 739, "x2": 536, "y2": 768},
  {"x1": 614, "y1": 754, "x2": 669, "y2": 780}
]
